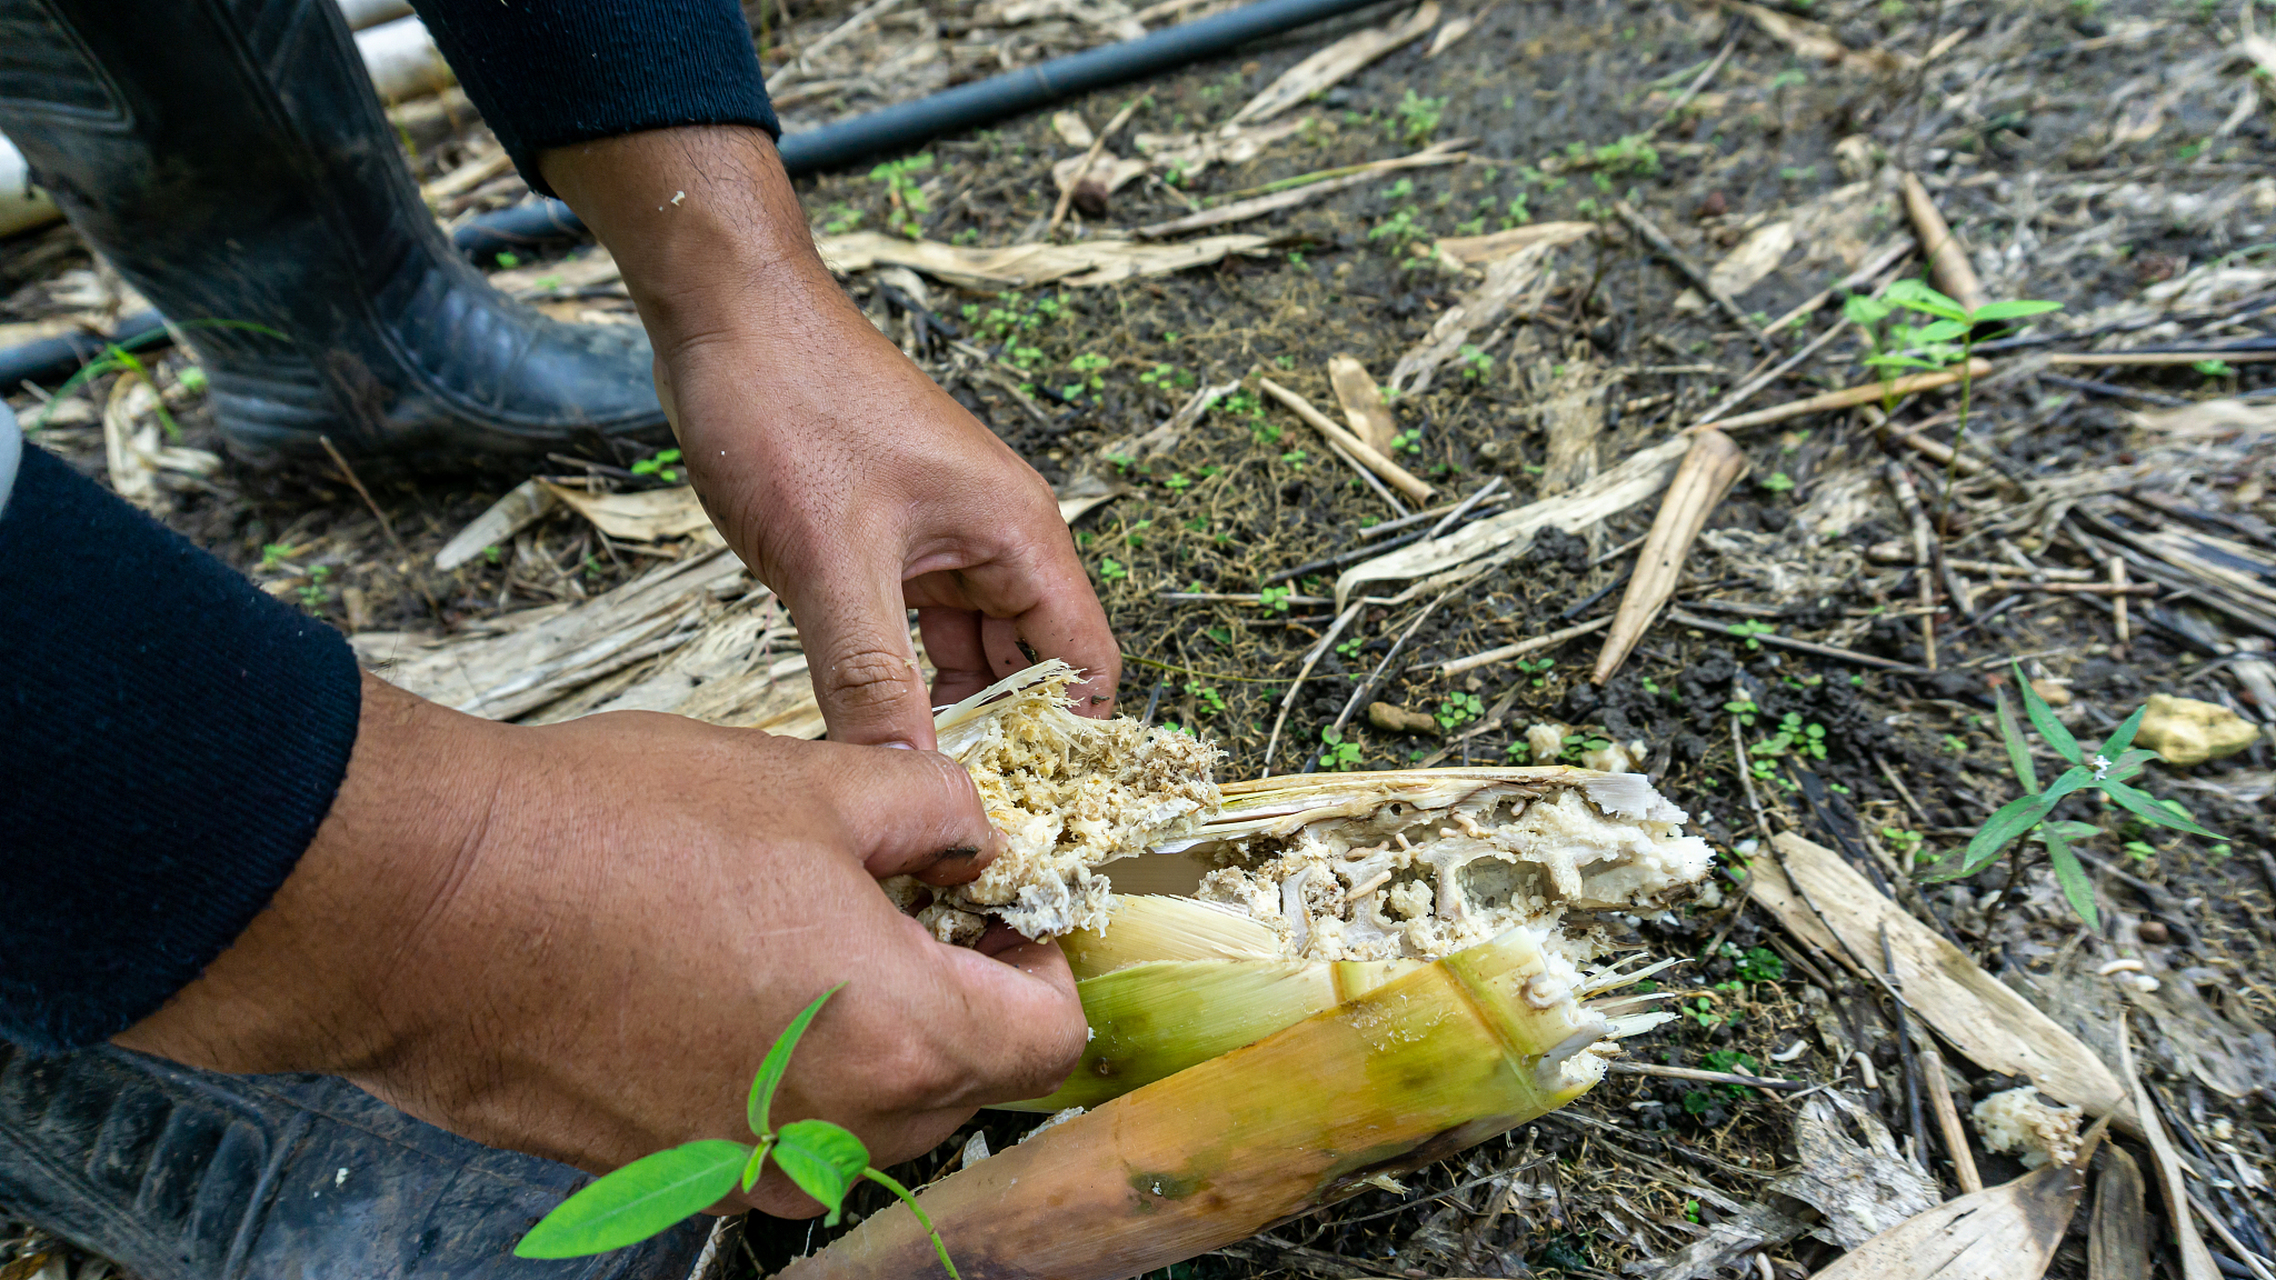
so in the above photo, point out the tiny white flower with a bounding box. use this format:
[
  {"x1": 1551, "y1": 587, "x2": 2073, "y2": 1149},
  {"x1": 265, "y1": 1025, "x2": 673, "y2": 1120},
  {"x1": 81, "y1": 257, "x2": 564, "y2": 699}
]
[{"x1": 2091, "y1": 754, "x2": 2111, "y2": 780}]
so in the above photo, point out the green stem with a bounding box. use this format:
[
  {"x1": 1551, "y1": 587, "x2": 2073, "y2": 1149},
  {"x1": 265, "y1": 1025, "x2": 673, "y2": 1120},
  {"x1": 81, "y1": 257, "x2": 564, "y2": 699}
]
[
  {"x1": 862, "y1": 1168, "x2": 959, "y2": 1280},
  {"x1": 1933, "y1": 334, "x2": 1974, "y2": 539}
]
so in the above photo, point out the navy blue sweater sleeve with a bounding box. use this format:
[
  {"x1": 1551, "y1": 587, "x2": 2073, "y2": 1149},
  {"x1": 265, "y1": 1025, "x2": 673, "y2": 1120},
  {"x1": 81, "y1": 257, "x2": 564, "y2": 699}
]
[
  {"x1": 0, "y1": 442, "x2": 361, "y2": 1052},
  {"x1": 409, "y1": 0, "x2": 778, "y2": 198}
]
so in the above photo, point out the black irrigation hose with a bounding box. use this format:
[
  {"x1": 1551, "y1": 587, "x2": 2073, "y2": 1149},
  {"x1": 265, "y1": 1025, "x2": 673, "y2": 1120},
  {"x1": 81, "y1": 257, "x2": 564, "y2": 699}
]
[
  {"x1": 12, "y1": 0, "x2": 1396, "y2": 379},
  {"x1": 449, "y1": 0, "x2": 1399, "y2": 260},
  {"x1": 0, "y1": 309, "x2": 166, "y2": 391}
]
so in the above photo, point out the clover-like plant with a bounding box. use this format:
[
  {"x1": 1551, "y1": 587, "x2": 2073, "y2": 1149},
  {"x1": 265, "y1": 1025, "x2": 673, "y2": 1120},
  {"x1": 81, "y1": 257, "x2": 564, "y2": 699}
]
[{"x1": 514, "y1": 986, "x2": 958, "y2": 1277}]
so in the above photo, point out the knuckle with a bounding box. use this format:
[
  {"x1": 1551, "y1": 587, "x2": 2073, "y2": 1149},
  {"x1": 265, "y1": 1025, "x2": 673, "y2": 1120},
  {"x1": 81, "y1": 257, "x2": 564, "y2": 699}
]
[
  {"x1": 869, "y1": 1039, "x2": 961, "y2": 1111},
  {"x1": 821, "y1": 647, "x2": 923, "y2": 711}
]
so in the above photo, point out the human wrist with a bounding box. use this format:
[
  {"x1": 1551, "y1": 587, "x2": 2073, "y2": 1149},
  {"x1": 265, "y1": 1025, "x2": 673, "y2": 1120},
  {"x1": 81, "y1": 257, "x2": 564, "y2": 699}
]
[
  {"x1": 111, "y1": 674, "x2": 502, "y2": 1076},
  {"x1": 539, "y1": 125, "x2": 852, "y2": 361}
]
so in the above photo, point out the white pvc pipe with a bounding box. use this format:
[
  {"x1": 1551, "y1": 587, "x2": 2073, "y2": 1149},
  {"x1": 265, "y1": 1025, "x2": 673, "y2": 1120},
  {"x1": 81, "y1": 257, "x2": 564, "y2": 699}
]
[
  {"x1": 354, "y1": 14, "x2": 457, "y2": 104},
  {"x1": 0, "y1": 133, "x2": 60, "y2": 239},
  {"x1": 0, "y1": 3, "x2": 454, "y2": 241},
  {"x1": 336, "y1": 0, "x2": 415, "y2": 30}
]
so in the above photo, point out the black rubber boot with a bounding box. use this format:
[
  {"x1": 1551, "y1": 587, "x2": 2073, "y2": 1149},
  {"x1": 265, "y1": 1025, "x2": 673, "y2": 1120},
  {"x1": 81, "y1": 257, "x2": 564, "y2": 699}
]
[
  {"x1": 0, "y1": 0, "x2": 669, "y2": 461},
  {"x1": 0, "y1": 1042, "x2": 711, "y2": 1279}
]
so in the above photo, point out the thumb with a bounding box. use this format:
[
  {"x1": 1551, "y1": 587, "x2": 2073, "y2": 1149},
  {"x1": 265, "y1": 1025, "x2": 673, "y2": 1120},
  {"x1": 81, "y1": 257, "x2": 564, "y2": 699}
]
[
  {"x1": 822, "y1": 741, "x2": 1004, "y2": 884},
  {"x1": 926, "y1": 931, "x2": 1086, "y2": 1107},
  {"x1": 791, "y1": 572, "x2": 938, "y2": 750}
]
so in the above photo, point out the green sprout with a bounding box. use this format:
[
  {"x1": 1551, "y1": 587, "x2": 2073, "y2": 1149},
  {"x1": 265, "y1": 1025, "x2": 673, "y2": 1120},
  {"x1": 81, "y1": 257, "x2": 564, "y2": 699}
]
[
  {"x1": 1732, "y1": 948, "x2": 1786, "y2": 984},
  {"x1": 1557, "y1": 732, "x2": 1613, "y2": 765},
  {"x1": 1258, "y1": 585, "x2": 1296, "y2": 612},
  {"x1": 1920, "y1": 663, "x2": 2220, "y2": 929},
  {"x1": 515, "y1": 987, "x2": 959, "y2": 1277},
  {"x1": 1319, "y1": 727, "x2": 1365, "y2": 771},
  {"x1": 868, "y1": 153, "x2": 936, "y2": 237},
  {"x1": 1436, "y1": 691, "x2": 1484, "y2": 733},
  {"x1": 1726, "y1": 620, "x2": 1775, "y2": 650},
  {"x1": 1099, "y1": 557, "x2": 1129, "y2": 582},
  {"x1": 2193, "y1": 358, "x2": 2235, "y2": 378},
  {"x1": 630, "y1": 447, "x2": 683, "y2": 484},
  {"x1": 297, "y1": 564, "x2": 333, "y2": 612},
  {"x1": 1760, "y1": 471, "x2": 1796, "y2": 493},
  {"x1": 1392, "y1": 91, "x2": 1445, "y2": 145},
  {"x1": 1853, "y1": 281, "x2": 2061, "y2": 536},
  {"x1": 1511, "y1": 655, "x2": 1556, "y2": 687}
]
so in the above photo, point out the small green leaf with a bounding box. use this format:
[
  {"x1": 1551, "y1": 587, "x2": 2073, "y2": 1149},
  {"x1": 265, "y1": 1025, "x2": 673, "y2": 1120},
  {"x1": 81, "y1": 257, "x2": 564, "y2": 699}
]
[
  {"x1": 2100, "y1": 779, "x2": 2216, "y2": 837},
  {"x1": 740, "y1": 1142, "x2": 770, "y2": 1194},
  {"x1": 1970, "y1": 299, "x2": 2063, "y2": 321},
  {"x1": 2105, "y1": 747, "x2": 2160, "y2": 783},
  {"x1": 2014, "y1": 666, "x2": 2081, "y2": 763},
  {"x1": 1884, "y1": 278, "x2": 1967, "y2": 320},
  {"x1": 1843, "y1": 294, "x2": 1893, "y2": 326},
  {"x1": 2040, "y1": 763, "x2": 2096, "y2": 804},
  {"x1": 2043, "y1": 831, "x2": 2099, "y2": 930},
  {"x1": 1943, "y1": 792, "x2": 2055, "y2": 879},
  {"x1": 1995, "y1": 688, "x2": 2038, "y2": 792},
  {"x1": 1911, "y1": 318, "x2": 1971, "y2": 343},
  {"x1": 515, "y1": 1140, "x2": 750, "y2": 1259},
  {"x1": 770, "y1": 1120, "x2": 871, "y2": 1226},
  {"x1": 1865, "y1": 353, "x2": 1942, "y2": 372},
  {"x1": 2047, "y1": 820, "x2": 2101, "y2": 842},
  {"x1": 750, "y1": 985, "x2": 843, "y2": 1137},
  {"x1": 2099, "y1": 704, "x2": 2149, "y2": 759}
]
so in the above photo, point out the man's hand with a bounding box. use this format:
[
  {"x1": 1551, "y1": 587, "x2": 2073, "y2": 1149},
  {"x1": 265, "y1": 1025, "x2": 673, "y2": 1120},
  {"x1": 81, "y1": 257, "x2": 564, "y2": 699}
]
[
  {"x1": 542, "y1": 126, "x2": 1120, "y2": 749},
  {"x1": 115, "y1": 675, "x2": 1087, "y2": 1217}
]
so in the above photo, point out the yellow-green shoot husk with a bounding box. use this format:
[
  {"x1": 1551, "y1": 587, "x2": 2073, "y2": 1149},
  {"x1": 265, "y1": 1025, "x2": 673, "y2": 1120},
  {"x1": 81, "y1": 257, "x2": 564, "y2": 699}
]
[{"x1": 783, "y1": 923, "x2": 1624, "y2": 1280}]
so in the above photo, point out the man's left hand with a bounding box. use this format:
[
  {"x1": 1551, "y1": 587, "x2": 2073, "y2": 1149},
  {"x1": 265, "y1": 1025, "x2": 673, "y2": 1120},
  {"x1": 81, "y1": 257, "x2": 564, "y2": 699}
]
[{"x1": 544, "y1": 127, "x2": 1120, "y2": 749}]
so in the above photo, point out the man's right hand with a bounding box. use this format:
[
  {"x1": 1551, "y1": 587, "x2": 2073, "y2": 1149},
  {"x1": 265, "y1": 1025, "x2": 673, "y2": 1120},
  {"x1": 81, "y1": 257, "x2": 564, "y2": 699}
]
[{"x1": 112, "y1": 673, "x2": 1086, "y2": 1218}]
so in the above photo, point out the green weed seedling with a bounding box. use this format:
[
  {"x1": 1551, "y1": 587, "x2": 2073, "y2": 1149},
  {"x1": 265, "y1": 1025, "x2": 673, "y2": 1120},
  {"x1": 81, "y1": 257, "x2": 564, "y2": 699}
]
[
  {"x1": 1726, "y1": 620, "x2": 1775, "y2": 650},
  {"x1": 1921, "y1": 663, "x2": 2219, "y2": 928},
  {"x1": 1510, "y1": 655, "x2": 1556, "y2": 688},
  {"x1": 630, "y1": 448, "x2": 682, "y2": 483},
  {"x1": 1848, "y1": 282, "x2": 2060, "y2": 532},
  {"x1": 515, "y1": 987, "x2": 958, "y2": 1277},
  {"x1": 868, "y1": 154, "x2": 935, "y2": 237},
  {"x1": 1732, "y1": 947, "x2": 1785, "y2": 984},
  {"x1": 35, "y1": 320, "x2": 279, "y2": 438},
  {"x1": 1063, "y1": 352, "x2": 1111, "y2": 401},
  {"x1": 1392, "y1": 91, "x2": 1445, "y2": 146},
  {"x1": 1258, "y1": 585, "x2": 1296, "y2": 612},
  {"x1": 1319, "y1": 727, "x2": 1365, "y2": 771},
  {"x1": 1436, "y1": 691, "x2": 1484, "y2": 733},
  {"x1": 1558, "y1": 732, "x2": 1612, "y2": 765},
  {"x1": 297, "y1": 565, "x2": 332, "y2": 612}
]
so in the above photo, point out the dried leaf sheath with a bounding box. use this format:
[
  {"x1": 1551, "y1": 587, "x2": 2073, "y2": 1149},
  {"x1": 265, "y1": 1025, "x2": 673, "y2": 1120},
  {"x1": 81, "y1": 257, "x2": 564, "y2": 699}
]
[{"x1": 781, "y1": 925, "x2": 1623, "y2": 1280}]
